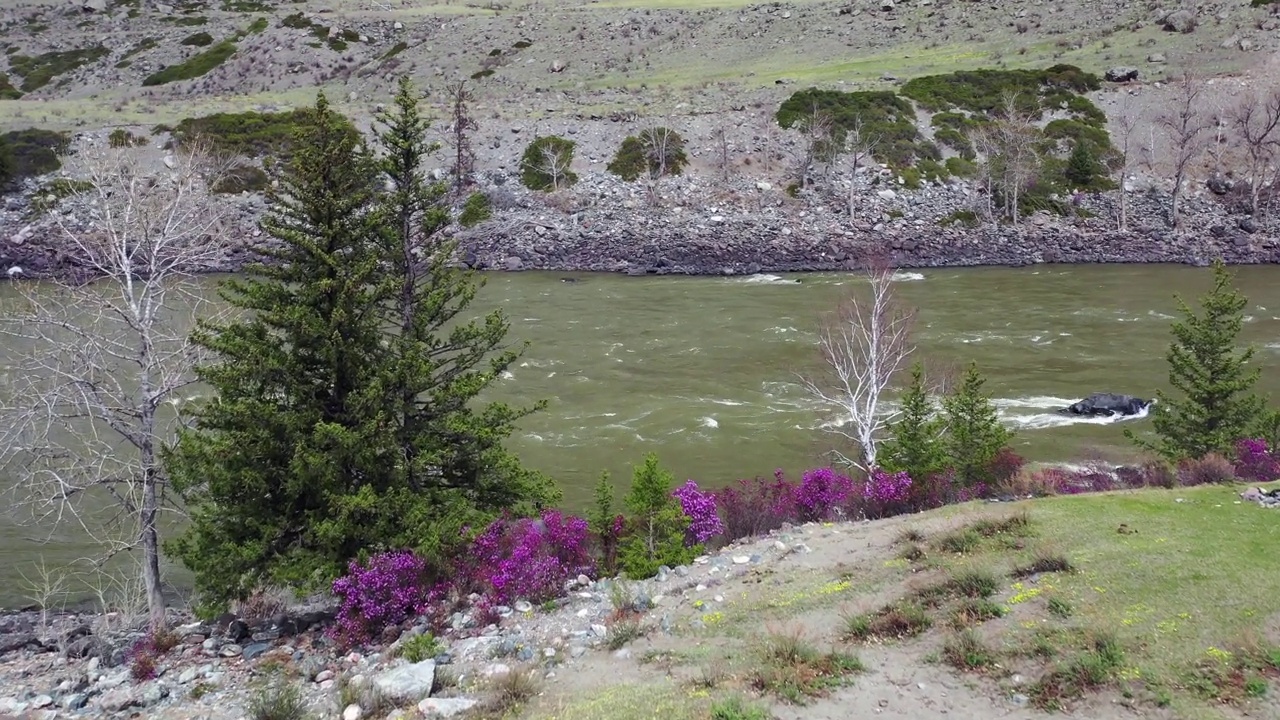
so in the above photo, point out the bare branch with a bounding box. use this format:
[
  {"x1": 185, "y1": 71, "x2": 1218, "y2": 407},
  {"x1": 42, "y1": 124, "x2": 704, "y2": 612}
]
[
  {"x1": 0, "y1": 143, "x2": 230, "y2": 632},
  {"x1": 799, "y1": 258, "x2": 916, "y2": 470},
  {"x1": 1157, "y1": 71, "x2": 1212, "y2": 228},
  {"x1": 1230, "y1": 83, "x2": 1280, "y2": 218}
]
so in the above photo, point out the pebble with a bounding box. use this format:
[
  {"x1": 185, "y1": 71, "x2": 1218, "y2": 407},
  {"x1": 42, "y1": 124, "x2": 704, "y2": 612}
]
[
  {"x1": 513, "y1": 601, "x2": 533, "y2": 613},
  {"x1": 342, "y1": 703, "x2": 362, "y2": 720},
  {"x1": 315, "y1": 669, "x2": 335, "y2": 683},
  {"x1": 732, "y1": 555, "x2": 750, "y2": 564}
]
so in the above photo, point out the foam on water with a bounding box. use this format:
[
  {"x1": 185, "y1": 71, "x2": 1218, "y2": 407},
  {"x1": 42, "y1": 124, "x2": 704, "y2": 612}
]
[
  {"x1": 700, "y1": 416, "x2": 719, "y2": 429},
  {"x1": 995, "y1": 396, "x2": 1152, "y2": 430},
  {"x1": 736, "y1": 273, "x2": 801, "y2": 285},
  {"x1": 891, "y1": 271, "x2": 926, "y2": 282},
  {"x1": 500, "y1": 370, "x2": 515, "y2": 380}
]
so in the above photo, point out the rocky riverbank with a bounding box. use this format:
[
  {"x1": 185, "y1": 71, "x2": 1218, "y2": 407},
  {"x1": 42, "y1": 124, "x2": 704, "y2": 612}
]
[{"x1": 2, "y1": 166, "x2": 1277, "y2": 281}]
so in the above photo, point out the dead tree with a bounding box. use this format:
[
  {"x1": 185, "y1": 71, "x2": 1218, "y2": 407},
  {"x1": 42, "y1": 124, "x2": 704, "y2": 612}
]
[
  {"x1": 711, "y1": 125, "x2": 731, "y2": 187},
  {"x1": 993, "y1": 92, "x2": 1039, "y2": 225},
  {"x1": 1231, "y1": 84, "x2": 1280, "y2": 217},
  {"x1": 757, "y1": 110, "x2": 781, "y2": 176},
  {"x1": 539, "y1": 143, "x2": 573, "y2": 192},
  {"x1": 799, "y1": 258, "x2": 916, "y2": 470},
  {"x1": 1157, "y1": 72, "x2": 1211, "y2": 228},
  {"x1": 840, "y1": 116, "x2": 882, "y2": 220},
  {"x1": 0, "y1": 143, "x2": 229, "y2": 633},
  {"x1": 1112, "y1": 96, "x2": 1140, "y2": 231},
  {"x1": 796, "y1": 103, "x2": 836, "y2": 190},
  {"x1": 445, "y1": 79, "x2": 478, "y2": 193},
  {"x1": 640, "y1": 123, "x2": 686, "y2": 205}
]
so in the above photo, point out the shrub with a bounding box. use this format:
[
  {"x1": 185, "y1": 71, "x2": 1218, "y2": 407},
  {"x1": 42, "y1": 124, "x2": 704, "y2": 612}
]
[
  {"x1": 710, "y1": 696, "x2": 771, "y2": 720},
  {"x1": 108, "y1": 128, "x2": 148, "y2": 148},
  {"x1": 2, "y1": 128, "x2": 70, "y2": 186},
  {"x1": 181, "y1": 31, "x2": 215, "y2": 46},
  {"x1": 943, "y1": 629, "x2": 997, "y2": 670},
  {"x1": 331, "y1": 550, "x2": 440, "y2": 646},
  {"x1": 671, "y1": 480, "x2": 724, "y2": 544},
  {"x1": 860, "y1": 468, "x2": 912, "y2": 518},
  {"x1": 8, "y1": 46, "x2": 109, "y2": 93},
  {"x1": 606, "y1": 127, "x2": 688, "y2": 182},
  {"x1": 247, "y1": 681, "x2": 308, "y2": 720},
  {"x1": 843, "y1": 602, "x2": 932, "y2": 640},
  {"x1": 399, "y1": 632, "x2": 443, "y2": 663},
  {"x1": 211, "y1": 164, "x2": 269, "y2": 194},
  {"x1": 940, "y1": 208, "x2": 980, "y2": 228},
  {"x1": 1176, "y1": 453, "x2": 1236, "y2": 486},
  {"x1": 143, "y1": 40, "x2": 237, "y2": 86},
  {"x1": 127, "y1": 636, "x2": 160, "y2": 681},
  {"x1": 1234, "y1": 438, "x2": 1280, "y2": 482},
  {"x1": 589, "y1": 471, "x2": 624, "y2": 575},
  {"x1": 945, "y1": 156, "x2": 978, "y2": 178},
  {"x1": 173, "y1": 108, "x2": 357, "y2": 162},
  {"x1": 467, "y1": 509, "x2": 594, "y2": 604},
  {"x1": 520, "y1": 135, "x2": 579, "y2": 191},
  {"x1": 619, "y1": 454, "x2": 700, "y2": 579},
  {"x1": 458, "y1": 191, "x2": 492, "y2": 227},
  {"x1": 776, "y1": 88, "x2": 934, "y2": 169},
  {"x1": 0, "y1": 72, "x2": 21, "y2": 100},
  {"x1": 714, "y1": 472, "x2": 798, "y2": 542},
  {"x1": 795, "y1": 467, "x2": 855, "y2": 521}
]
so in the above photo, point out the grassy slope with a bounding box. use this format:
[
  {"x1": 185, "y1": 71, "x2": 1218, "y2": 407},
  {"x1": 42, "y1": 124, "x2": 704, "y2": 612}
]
[{"x1": 516, "y1": 484, "x2": 1280, "y2": 720}]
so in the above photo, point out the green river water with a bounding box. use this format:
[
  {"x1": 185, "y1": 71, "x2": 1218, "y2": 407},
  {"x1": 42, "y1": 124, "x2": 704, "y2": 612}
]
[{"x1": 3, "y1": 263, "x2": 1280, "y2": 606}]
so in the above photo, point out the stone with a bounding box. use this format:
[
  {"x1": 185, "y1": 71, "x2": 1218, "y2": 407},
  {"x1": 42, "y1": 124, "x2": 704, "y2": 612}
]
[
  {"x1": 549, "y1": 59, "x2": 567, "y2": 73},
  {"x1": 178, "y1": 667, "x2": 198, "y2": 684},
  {"x1": 483, "y1": 663, "x2": 511, "y2": 677},
  {"x1": 514, "y1": 600, "x2": 533, "y2": 613},
  {"x1": 140, "y1": 683, "x2": 169, "y2": 706},
  {"x1": 61, "y1": 693, "x2": 89, "y2": 710},
  {"x1": 372, "y1": 660, "x2": 436, "y2": 704},
  {"x1": 31, "y1": 695, "x2": 53, "y2": 709},
  {"x1": 97, "y1": 687, "x2": 136, "y2": 712},
  {"x1": 591, "y1": 624, "x2": 608, "y2": 638},
  {"x1": 732, "y1": 555, "x2": 750, "y2": 564},
  {"x1": 1104, "y1": 67, "x2": 1139, "y2": 82},
  {"x1": 1162, "y1": 9, "x2": 1196, "y2": 33},
  {"x1": 82, "y1": 0, "x2": 107, "y2": 11},
  {"x1": 343, "y1": 704, "x2": 362, "y2": 720},
  {"x1": 242, "y1": 642, "x2": 272, "y2": 661},
  {"x1": 880, "y1": 0, "x2": 894, "y2": 9},
  {"x1": 393, "y1": 21, "x2": 403, "y2": 29},
  {"x1": 1147, "y1": 52, "x2": 1167, "y2": 63},
  {"x1": 877, "y1": 189, "x2": 897, "y2": 200},
  {"x1": 163, "y1": 155, "x2": 177, "y2": 169},
  {"x1": 418, "y1": 697, "x2": 479, "y2": 717},
  {"x1": 219, "y1": 644, "x2": 243, "y2": 658},
  {"x1": 315, "y1": 669, "x2": 335, "y2": 683},
  {"x1": 0, "y1": 633, "x2": 39, "y2": 655}
]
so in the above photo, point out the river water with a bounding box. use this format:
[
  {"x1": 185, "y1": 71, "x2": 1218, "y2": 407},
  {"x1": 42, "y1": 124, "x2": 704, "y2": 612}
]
[{"x1": 2, "y1": 263, "x2": 1280, "y2": 606}]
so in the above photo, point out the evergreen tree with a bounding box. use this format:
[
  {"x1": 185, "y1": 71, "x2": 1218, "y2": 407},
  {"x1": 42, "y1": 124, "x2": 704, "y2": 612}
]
[
  {"x1": 878, "y1": 362, "x2": 946, "y2": 483},
  {"x1": 1064, "y1": 141, "x2": 1099, "y2": 188},
  {"x1": 619, "y1": 453, "x2": 695, "y2": 579},
  {"x1": 1126, "y1": 259, "x2": 1266, "y2": 461},
  {"x1": 167, "y1": 92, "x2": 391, "y2": 605},
  {"x1": 943, "y1": 363, "x2": 1011, "y2": 487},
  {"x1": 370, "y1": 76, "x2": 555, "y2": 556}
]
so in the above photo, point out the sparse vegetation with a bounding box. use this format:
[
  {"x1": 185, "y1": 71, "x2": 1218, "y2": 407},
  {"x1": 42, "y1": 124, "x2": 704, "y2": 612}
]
[
  {"x1": 480, "y1": 667, "x2": 541, "y2": 716},
  {"x1": 1, "y1": 128, "x2": 70, "y2": 189},
  {"x1": 1029, "y1": 633, "x2": 1124, "y2": 710},
  {"x1": 172, "y1": 108, "x2": 356, "y2": 162},
  {"x1": 949, "y1": 598, "x2": 1007, "y2": 628},
  {"x1": 0, "y1": 72, "x2": 21, "y2": 100},
  {"x1": 458, "y1": 191, "x2": 492, "y2": 227},
  {"x1": 9, "y1": 45, "x2": 109, "y2": 92},
  {"x1": 210, "y1": 164, "x2": 269, "y2": 194},
  {"x1": 843, "y1": 601, "x2": 932, "y2": 640},
  {"x1": 142, "y1": 40, "x2": 237, "y2": 86},
  {"x1": 181, "y1": 31, "x2": 214, "y2": 47},
  {"x1": 1012, "y1": 550, "x2": 1074, "y2": 578},
  {"x1": 108, "y1": 128, "x2": 148, "y2": 148},
  {"x1": 398, "y1": 632, "x2": 444, "y2": 663},
  {"x1": 751, "y1": 626, "x2": 863, "y2": 704},
  {"x1": 246, "y1": 680, "x2": 309, "y2": 720},
  {"x1": 942, "y1": 629, "x2": 997, "y2": 671}
]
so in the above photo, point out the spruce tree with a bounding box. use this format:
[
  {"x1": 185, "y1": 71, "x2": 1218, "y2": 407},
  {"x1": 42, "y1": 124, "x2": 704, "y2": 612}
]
[
  {"x1": 878, "y1": 362, "x2": 946, "y2": 482},
  {"x1": 167, "y1": 92, "x2": 392, "y2": 605},
  {"x1": 1064, "y1": 141, "x2": 1098, "y2": 188},
  {"x1": 370, "y1": 76, "x2": 554, "y2": 555},
  {"x1": 943, "y1": 363, "x2": 1011, "y2": 487},
  {"x1": 1126, "y1": 259, "x2": 1266, "y2": 461},
  {"x1": 619, "y1": 453, "x2": 695, "y2": 579}
]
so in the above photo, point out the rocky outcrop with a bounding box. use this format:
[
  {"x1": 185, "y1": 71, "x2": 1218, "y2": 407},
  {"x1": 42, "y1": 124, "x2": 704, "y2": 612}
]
[
  {"x1": 3, "y1": 169, "x2": 1278, "y2": 280},
  {"x1": 1062, "y1": 393, "x2": 1153, "y2": 417}
]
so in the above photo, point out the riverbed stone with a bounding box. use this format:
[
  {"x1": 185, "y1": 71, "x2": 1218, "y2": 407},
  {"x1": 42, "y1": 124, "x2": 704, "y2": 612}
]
[
  {"x1": 372, "y1": 660, "x2": 436, "y2": 703},
  {"x1": 418, "y1": 697, "x2": 479, "y2": 717}
]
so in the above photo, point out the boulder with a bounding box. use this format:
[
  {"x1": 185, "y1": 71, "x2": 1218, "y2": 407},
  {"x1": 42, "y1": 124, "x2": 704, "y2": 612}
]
[
  {"x1": 418, "y1": 697, "x2": 479, "y2": 717},
  {"x1": 1105, "y1": 67, "x2": 1139, "y2": 82},
  {"x1": 372, "y1": 660, "x2": 436, "y2": 704},
  {"x1": 82, "y1": 0, "x2": 107, "y2": 11},
  {"x1": 1162, "y1": 9, "x2": 1196, "y2": 33},
  {"x1": 1062, "y1": 393, "x2": 1152, "y2": 417}
]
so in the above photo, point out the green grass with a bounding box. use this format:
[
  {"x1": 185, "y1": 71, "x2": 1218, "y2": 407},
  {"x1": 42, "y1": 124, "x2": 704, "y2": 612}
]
[
  {"x1": 750, "y1": 627, "x2": 863, "y2": 704},
  {"x1": 116, "y1": 37, "x2": 160, "y2": 68},
  {"x1": 9, "y1": 46, "x2": 109, "y2": 92},
  {"x1": 529, "y1": 681, "x2": 706, "y2": 720},
  {"x1": 929, "y1": 483, "x2": 1280, "y2": 716},
  {"x1": 143, "y1": 41, "x2": 237, "y2": 86},
  {"x1": 181, "y1": 31, "x2": 215, "y2": 47},
  {"x1": 0, "y1": 73, "x2": 20, "y2": 100}
]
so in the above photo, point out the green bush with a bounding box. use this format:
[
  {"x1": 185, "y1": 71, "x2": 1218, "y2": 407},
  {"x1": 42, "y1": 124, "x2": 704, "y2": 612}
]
[
  {"x1": 380, "y1": 41, "x2": 408, "y2": 60},
  {"x1": 606, "y1": 127, "x2": 688, "y2": 182},
  {"x1": 143, "y1": 40, "x2": 236, "y2": 86},
  {"x1": 116, "y1": 37, "x2": 160, "y2": 68},
  {"x1": 916, "y1": 158, "x2": 950, "y2": 183},
  {"x1": 0, "y1": 137, "x2": 15, "y2": 191},
  {"x1": 28, "y1": 178, "x2": 93, "y2": 214},
  {"x1": 898, "y1": 166, "x2": 922, "y2": 189},
  {"x1": 244, "y1": 17, "x2": 269, "y2": 34},
  {"x1": 901, "y1": 65, "x2": 1101, "y2": 119},
  {"x1": 0, "y1": 72, "x2": 21, "y2": 99},
  {"x1": 513, "y1": 39, "x2": 533, "y2": 49},
  {"x1": 945, "y1": 156, "x2": 978, "y2": 178},
  {"x1": 940, "y1": 209, "x2": 981, "y2": 228},
  {"x1": 1, "y1": 128, "x2": 70, "y2": 189},
  {"x1": 167, "y1": 15, "x2": 210, "y2": 26},
  {"x1": 172, "y1": 108, "x2": 357, "y2": 162},
  {"x1": 399, "y1": 633, "x2": 443, "y2": 663},
  {"x1": 108, "y1": 128, "x2": 148, "y2": 148},
  {"x1": 520, "y1": 136, "x2": 579, "y2": 191},
  {"x1": 619, "y1": 453, "x2": 699, "y2": 580},
  {"x1": 777, "y1": 88, "x2": 933, "y2": 169},
  {"x1": 181, "y1": 31, "x2": 214, "y2": 46},
  {"x1": 458, "y1": 191, "x2": 492, "y2": 227},
  {"x1": 9, "y1": 46, "x2": 110, "y2": 92}
]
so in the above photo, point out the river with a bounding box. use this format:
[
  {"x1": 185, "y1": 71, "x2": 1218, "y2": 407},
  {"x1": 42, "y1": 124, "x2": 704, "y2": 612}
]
[{"x1": 2, "y1": 263, "x2": 1279, "y2": 607}]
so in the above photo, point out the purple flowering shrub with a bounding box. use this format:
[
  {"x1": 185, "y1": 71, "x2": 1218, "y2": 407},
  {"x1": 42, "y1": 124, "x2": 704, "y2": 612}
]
[
  {"x1": 331, "y1": 550, "x2": 441, "y2": 646},
  {"x1": 714, "y1": 471, "x2": 798, "y2": 541},
  {"x1": 794, "y1": 468, "x2": 855, "y2": 521},
  {"x1": 1234, "y1": 439, "x2": 1280, "y2": 482},
  {"x1": 859, "y1": 467, "x2": 912, "y2": 518},
  {"x1": 672, "y1": 480, "x2": 724, "y2": 545},
  {"x1": 1175, "y1": 453, "x2": 1236, "y2": 486},
  {"x1": 467, "y1": 509, "x2": 595, "y2": 605}
]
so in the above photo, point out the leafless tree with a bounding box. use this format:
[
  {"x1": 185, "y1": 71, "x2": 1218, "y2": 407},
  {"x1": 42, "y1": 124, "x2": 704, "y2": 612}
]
[
  {"x1": 757, "y1": 110, "x2": 781, "y2": 176},
  {"x1": 0, "y1": 143, "x2": 230, "y2": 633},
  {"x1": 711, "y1": 125, "x2": 732, "y2": 186},
  {"x1": 1112, "y1": 96, "x2": 1140, "y2": 231},
  {"x1": 840, "y1": 116, "x2": 882, "y2": 220},
  {"x1": 799, "y1": 258, "x2": 916, "y2": 470},
  {"x1": 992, "y1": 92, "x2": 1040, "y2": 225},
  {"x1": 1231, "y1": 83, "x2": 1280, "y2": 218},
  {"x1": 796, "y1": 103, "x2": 836, "y2": 190},
  {"x1": 538, "y1": 143, "x2": 573, "y2": 192},
  {"x1": 1157, "y1": 72, "x2": 1211, "y2": 228},
  {"x1": 638, "y1": 123, "x2": 685, "y2": 205},
  {"x1": 445, "y1": 79, "x2": 478, "y2": 193}
]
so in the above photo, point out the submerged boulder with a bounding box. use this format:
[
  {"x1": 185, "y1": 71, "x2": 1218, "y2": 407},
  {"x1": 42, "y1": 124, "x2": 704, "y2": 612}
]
[{"x1": 1063, "y1": 393, "x2": 1152, "y2": 417}]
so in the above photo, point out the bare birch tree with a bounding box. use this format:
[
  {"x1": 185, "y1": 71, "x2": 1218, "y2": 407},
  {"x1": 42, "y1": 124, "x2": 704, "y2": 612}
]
[
  {"x1": 796, "y1": 104, "x2": 836, "y2": 190},
  {"x1": 800, "y1": 259, "x2": 916, "y2": 470},
  {"x1": 840, "y1": 116, "x2": 882, "y2": 220},
  {"x1": 1231, "y1": 83, "x2": 1280, "y2": 218},
  {"x1": 0, "y1": 142, "x2": 230, "y2": 632},
  {"x1": 1157, "y1": 72, "x2": 1211, "y2": 228},
  {"x1": 711, "y1": 124, "x2": 732, "y2": 187},
  {"x1": 538, "y1": 143, "x2": 574, "y2": 191},
  {"x1": 1112, "y1": 96, "x2": 1140, "y2": 231},
  {"x1": 757, "y1": 110, "x2": 781, "y2": 176}
]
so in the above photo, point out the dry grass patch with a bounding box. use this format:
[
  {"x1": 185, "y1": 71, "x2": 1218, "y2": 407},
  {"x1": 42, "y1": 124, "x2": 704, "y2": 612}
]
[
  {"x1": 842, "y1": 601, "x2": 932, "y2": 641},
  {"x1": 1028, "y1": 633, "x2": 1124, "y2": 710},
  {"x1": 1184, "y1": 638, "x2": 1280, "y2": 705},
  {"x1": 942, "y1": 629, "x2": 998, "y2": 672},
  {"x1": 750, "y1": 625, "x2": 863, "y2": 704},
  {"x1": 911, "y1": 569, "x2": 1000, "y2": 607},
  {"x1": 949, "y1": 598, "x2": 1007, "y2": 629},
  {"x1": 480, "y1": 666, "x2": 542, "y2": 716},
  {"x1": 1011, "y1": 549, "x2": 1074, "y2": 578}
]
